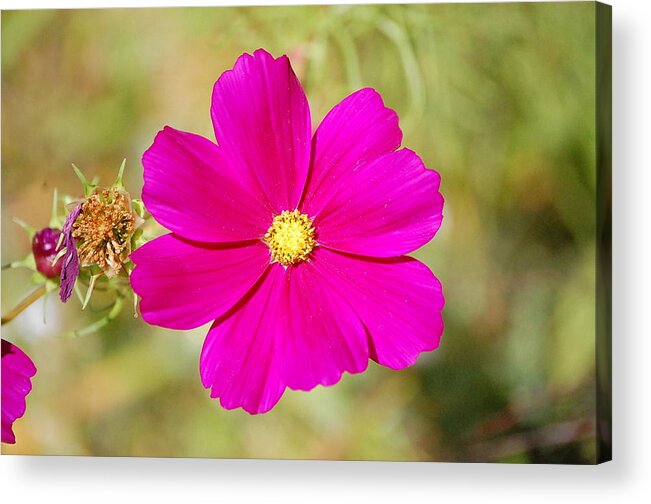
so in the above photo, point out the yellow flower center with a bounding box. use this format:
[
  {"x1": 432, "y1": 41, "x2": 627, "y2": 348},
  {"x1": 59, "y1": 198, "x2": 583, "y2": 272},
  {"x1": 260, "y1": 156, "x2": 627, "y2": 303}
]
[{"x1": 264, "y1": 210, "x2": 316, "y2": 266}]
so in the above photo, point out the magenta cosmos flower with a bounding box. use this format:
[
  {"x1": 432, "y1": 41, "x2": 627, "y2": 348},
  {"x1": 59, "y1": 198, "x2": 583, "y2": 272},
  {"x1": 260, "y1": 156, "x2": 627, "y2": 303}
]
[
  {"x1": 131, "y1": 49, "x2": 444, "y2": 414},
  {"x1": 2, "y1": 339, "x2": 37, "y2": 444}
]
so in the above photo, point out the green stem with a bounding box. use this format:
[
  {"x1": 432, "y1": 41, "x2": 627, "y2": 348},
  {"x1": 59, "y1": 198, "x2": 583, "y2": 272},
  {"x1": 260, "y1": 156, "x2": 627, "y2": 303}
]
[{"x1": 1, "y1": 285, "x2": 47, "y2": 325}]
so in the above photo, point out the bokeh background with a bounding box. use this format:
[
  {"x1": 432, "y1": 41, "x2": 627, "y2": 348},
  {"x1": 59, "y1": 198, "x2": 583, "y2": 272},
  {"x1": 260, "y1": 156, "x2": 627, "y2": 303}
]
[{"x1": 1, "y1": 2, "x2": 597, "y2": 462}]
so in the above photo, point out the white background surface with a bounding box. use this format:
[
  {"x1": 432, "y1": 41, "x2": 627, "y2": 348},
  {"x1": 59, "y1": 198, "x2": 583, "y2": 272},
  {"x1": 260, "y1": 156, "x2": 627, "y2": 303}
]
[{"x1": 1, "y1": 0, "x2": 648, "y2": 502}]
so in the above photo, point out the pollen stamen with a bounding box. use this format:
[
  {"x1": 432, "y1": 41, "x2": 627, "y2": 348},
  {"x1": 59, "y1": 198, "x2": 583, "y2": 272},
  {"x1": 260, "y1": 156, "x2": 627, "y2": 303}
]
[
  {"x1": 264, "y1": 210, "x2": 316, "y2": 266},
  {"x1": 72, "y1": 188, "x2": 136, "y2": 276}
]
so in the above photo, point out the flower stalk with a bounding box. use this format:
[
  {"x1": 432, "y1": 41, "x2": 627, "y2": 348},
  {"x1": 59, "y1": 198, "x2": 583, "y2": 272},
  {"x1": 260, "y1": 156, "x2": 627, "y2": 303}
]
[{"x1": 1, "y1": 285, "x2": 48, "y2": 325}]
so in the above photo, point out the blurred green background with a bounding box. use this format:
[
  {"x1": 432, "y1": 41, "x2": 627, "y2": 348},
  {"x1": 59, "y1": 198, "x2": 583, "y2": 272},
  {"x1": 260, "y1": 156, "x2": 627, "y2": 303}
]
[{"x1": 1, "y1": 2, "x2": 597, "y2": 462}]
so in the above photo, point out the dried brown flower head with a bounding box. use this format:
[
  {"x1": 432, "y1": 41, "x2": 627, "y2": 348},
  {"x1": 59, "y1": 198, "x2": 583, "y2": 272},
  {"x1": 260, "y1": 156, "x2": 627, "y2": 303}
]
[{"x1": 72, "y1": 187, "x2": 136, "y2": 276}]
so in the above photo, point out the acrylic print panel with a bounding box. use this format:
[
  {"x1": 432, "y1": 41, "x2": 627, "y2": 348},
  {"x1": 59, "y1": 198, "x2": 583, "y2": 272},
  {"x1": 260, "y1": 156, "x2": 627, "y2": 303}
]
[{"x1": 1, "y1": 2, "x2": 611, "y2": 463}]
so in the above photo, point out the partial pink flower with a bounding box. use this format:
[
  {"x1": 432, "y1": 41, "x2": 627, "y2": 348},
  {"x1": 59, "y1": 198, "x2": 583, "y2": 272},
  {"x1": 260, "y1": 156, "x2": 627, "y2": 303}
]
[
  {"x1": 131, "y1": 49, "x2": 445, "y2": 414},
  {"x1": 1, "y1": 339, "x2": 37, "y2": 444}
]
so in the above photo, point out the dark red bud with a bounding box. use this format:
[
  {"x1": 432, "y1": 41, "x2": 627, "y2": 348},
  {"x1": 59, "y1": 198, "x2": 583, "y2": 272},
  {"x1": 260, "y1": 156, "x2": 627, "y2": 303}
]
[{"x1": 32, "y1": 227, "x2": 63, "y2": 278}]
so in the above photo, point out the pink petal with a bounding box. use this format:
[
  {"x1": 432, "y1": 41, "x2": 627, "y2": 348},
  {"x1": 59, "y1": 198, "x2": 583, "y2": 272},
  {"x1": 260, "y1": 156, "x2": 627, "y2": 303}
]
[
  {"x1": 58, "y1": 204, "x2": 82, "y2": 302},
  {"x1": 142, "y1": 126, "x2": 271, "y2": 243},
  {"x1": 211, "y1": 49, "x2": 311, "y2": 213},
  {"x1": 200, "y1": 260, "x2": 370, "y2": 413},
  {"x1": 2, "y1": 340, "x2": 37, "y2": 444},
  {"x1": 200, "y1": 266, "x2": 287, "y2": 414},
  {"x1": 312, "y1": 248, "x2": 444, "y2": 370},
  {"x1": 282, "y1": 259, "x2": 368, "y2": 391},
  {"x1": 130, "y1": 234, "x2": 269, "y2": 330},
  {"x1": 301, "y1": 88, "x2": 402, "y2": 217},
  {"x1": 311, "y1": 149, "x2": 444, "y2": 257}
]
